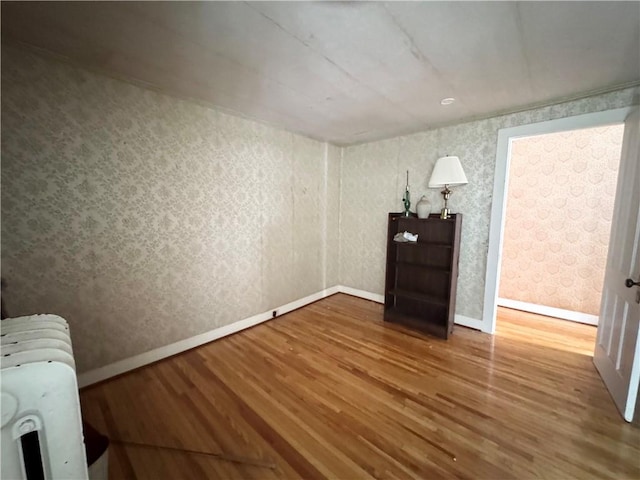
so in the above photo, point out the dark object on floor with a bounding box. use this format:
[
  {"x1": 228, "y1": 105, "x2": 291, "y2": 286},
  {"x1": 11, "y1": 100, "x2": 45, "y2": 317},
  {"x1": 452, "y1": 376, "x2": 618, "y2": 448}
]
[{"x1": 83, "y1": 421, "x2": 109, "y2": 469}]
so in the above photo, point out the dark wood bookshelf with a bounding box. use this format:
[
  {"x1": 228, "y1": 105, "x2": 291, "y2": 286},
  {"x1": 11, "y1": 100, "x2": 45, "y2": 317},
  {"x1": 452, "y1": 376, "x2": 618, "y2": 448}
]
[{"x1": 384, "y1": 213, "x2": 462, "y2": 339}]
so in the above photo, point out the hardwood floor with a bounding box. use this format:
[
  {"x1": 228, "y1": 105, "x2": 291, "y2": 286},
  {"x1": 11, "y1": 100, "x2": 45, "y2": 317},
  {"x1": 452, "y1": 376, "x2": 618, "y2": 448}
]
[
  {"x1": 496, "y1": 305, "x2": 598, "y2": 356},
  {"x1": 80, "y1": 294, "x2": 640, "y2": 479}
]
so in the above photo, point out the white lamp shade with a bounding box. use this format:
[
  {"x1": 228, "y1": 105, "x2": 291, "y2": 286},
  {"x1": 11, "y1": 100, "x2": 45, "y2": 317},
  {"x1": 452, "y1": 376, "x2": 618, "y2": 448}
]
[{"x1": 428, "y1": 156, "x2": 468, "y2": 187}]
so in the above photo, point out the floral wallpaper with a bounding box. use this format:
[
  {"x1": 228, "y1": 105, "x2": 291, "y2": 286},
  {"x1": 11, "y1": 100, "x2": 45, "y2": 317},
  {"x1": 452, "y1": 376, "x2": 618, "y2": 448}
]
[
  {"x1": 1, "y1": 44, "x2": 340, "y2": 373},
  {"x1": 2, "y1": 42, "x2": 637, "y2": 374},
  {"x1": 499, "y1": 125, "x2": 624, "y2": 315},
  {"x1": 339, "y1": 87, "x2": 638, "y2": 323}
]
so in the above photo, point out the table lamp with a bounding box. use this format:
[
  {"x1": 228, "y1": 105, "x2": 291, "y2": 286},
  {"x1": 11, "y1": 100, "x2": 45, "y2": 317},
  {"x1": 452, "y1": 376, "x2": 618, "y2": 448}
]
[{"x1": 428, "y1": 155, "x2": 468, "y2": 219}]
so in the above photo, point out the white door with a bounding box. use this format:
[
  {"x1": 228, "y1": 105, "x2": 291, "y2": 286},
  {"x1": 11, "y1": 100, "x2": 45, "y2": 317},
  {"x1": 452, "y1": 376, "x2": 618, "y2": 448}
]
[{"x1": 593, "y1": 106, "x2": 640, "y2": 422}]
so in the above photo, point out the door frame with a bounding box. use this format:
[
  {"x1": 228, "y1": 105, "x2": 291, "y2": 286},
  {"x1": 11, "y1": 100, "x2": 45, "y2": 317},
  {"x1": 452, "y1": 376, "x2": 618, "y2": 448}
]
[{"x1": 482, "y1": 107, "x2": 632, "y2": 334}]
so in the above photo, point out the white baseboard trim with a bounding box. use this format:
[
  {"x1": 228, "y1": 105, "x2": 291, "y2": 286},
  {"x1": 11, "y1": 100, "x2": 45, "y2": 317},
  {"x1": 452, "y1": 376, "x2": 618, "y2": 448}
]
[
  {"x1": 454, "y1": 314, "x2": 486, "y2": 332},
  {"x1": 78, "y1": 286, "x2": 340, "y2": 388},
  {"x1": 497, "y1": 298, "x2": 599, "y2": 326},
  {"x1": 337, "y1": 286, "x2": 486, "y2": 332},
  {"x1": 338, "y1": 286, "x2": 384, "y2": 303},
  {"x1": 79, "y1": 286, "x2": 489, "y2": 387}
]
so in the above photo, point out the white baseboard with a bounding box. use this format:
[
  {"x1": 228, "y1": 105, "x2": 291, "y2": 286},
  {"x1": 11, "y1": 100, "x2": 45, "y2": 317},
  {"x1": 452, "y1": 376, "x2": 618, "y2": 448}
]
[
  {"x1": 497, "y1": 298, "x2": 599, "y2": 326},
  {"x1": 454, "y1": 314, "x2": 486, "y2": 332},
  {"x1": 79, "y1": 285, "x2": 487, "y2": 387},
  {"x1": 337, "y1": 286, "x2": 485, "y2": 332},
  {"x1": 78, "y1": 286, "x2": 340, "y2": 388},
  {"x1": 338, "y1": 286, "x2": 384, "y2": 303}
]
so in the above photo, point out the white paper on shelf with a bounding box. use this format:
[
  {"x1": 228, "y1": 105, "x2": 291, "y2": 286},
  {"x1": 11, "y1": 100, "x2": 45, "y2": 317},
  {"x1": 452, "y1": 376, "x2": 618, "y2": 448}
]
[
  {"x1": 403, "y1": 231, "x2": 418, "y2": 242},
  {"x1": 393, "y1": 231, "x2": 418, "y2": 243}
]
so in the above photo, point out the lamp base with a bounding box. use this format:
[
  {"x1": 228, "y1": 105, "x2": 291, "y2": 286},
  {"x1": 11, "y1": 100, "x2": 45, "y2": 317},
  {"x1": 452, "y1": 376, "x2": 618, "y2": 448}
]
[{"x1": 440, "y1": 185, "x2": 452, "y2": 219}]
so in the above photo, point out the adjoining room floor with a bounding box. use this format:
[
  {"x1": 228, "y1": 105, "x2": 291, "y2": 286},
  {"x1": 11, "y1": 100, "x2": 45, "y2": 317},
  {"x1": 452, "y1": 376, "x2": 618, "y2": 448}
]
[
  {"x1": 496, "y1": 305, "x2": 598, "y2": 357},
  {"x1": 80, "y1": 294, "x2": 640, "y2": 479}
]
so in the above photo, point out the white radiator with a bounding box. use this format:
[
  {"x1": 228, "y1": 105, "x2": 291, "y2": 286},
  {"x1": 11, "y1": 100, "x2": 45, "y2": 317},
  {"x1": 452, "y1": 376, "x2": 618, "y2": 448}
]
[{"x1": 1, "y1": 314, "x2": 89, "y2": 480}]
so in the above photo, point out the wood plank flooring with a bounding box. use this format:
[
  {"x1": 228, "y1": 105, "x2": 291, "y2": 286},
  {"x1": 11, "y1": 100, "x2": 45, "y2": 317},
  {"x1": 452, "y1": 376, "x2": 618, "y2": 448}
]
[{"x1": 80, "y1": 294, "x2": 640, "y2": 479}]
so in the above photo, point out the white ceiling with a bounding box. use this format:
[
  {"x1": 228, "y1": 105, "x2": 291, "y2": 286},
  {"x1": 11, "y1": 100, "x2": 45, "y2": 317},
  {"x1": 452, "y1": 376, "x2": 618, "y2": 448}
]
[{"x1": 2, "y1": 1, "x2": 639, "y2": 146}]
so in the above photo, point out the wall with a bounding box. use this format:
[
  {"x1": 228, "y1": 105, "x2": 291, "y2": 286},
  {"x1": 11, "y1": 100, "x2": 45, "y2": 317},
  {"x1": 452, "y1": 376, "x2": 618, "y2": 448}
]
[
  {"x1": 1, "y1": 44, "x2": 341, "y2": 373},
  {"x1": 499, "y1": 125, "x2": 624, "y2": 316},
  {"x1": 339, "y1": 88, "x2": 637, "y2": 325},
  {"x1": 2, "y1": 42, "x2": 637, "y2": 375}
]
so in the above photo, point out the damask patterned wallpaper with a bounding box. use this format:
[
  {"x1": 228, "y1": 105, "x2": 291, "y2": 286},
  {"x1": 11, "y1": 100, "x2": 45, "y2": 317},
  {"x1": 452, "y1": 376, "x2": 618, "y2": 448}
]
[
  {"x1": 2, "y1": 42, "x2": 637, "y2": 373},
  {"x1": 499, "y1": 126, "x2": 624, "y2": 315},
  {"x1": 1, "y1": 45, "x2": 341, "y2": 373},
  {"x1": 340, "y1": 87, "x2": 637, "y2": 323}
]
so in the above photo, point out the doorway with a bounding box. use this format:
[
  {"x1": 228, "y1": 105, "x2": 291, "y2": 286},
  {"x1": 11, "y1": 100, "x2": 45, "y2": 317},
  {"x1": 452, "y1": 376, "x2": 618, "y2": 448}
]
[
  {"x1": 497, "y1": 124, "x2": 624, "y2": 332},
  {"x1": 483, "y1": 107, "x2": 633, "y2": 335}
]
